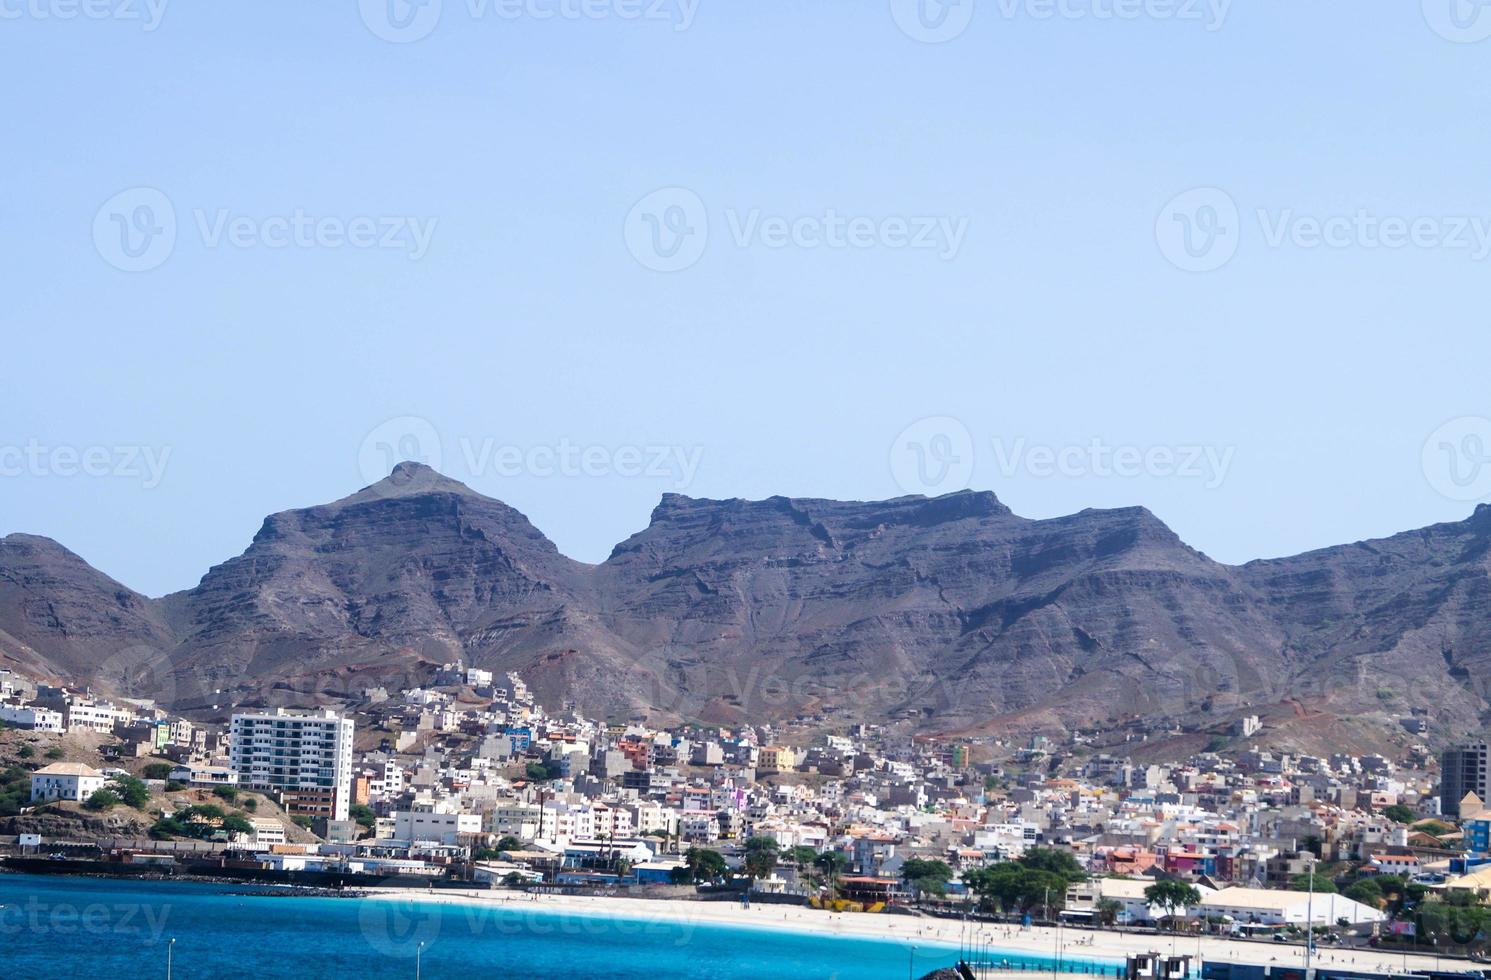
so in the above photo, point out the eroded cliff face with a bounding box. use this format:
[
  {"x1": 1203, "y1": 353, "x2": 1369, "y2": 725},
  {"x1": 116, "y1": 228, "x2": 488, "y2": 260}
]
[{"x1": 3, "y1": 463, "x2": 1488, "y2": 741}]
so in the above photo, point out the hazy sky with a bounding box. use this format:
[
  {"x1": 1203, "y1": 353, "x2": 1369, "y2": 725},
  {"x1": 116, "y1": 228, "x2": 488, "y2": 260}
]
[{"x1": 5, "y1": 2, "x2": 1491, "y2": 597}]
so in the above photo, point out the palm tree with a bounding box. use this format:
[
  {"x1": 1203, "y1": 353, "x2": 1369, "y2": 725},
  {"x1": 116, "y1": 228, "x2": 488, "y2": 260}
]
[
  {"x1": 744, "y1": 837, "x2": 780, "y2": 885},
  {"x1": 816, "y1": 851, "x2": 851, "y2": 901}
]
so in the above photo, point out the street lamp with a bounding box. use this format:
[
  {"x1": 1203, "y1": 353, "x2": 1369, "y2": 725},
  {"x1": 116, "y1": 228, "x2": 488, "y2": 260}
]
[
  {"x1": 416, "y1": 940, "x2": 424, "y2": 980},
  {"x1": 166, "y1": 938, "x2": 175, "y2": 980},
  {"x1": 909, "y1": 944, "x2": 917, "y2": 980}
]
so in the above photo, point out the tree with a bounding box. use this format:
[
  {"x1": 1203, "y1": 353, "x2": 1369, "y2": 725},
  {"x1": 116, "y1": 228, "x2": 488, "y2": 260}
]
[
  {"x1": 677, "y1": 847, "x2": 729, "y2": 884},
  {"x1": 349, "y1": 803, "x2": 376, "y2": 829},
  {"x1": 222, "y1": 813, "x2": 254, "y2": 836},
  {"x1": 964, "y1": 863, "x2": 1073, "y2": 916},
  {"x1": 44, "y1": 747, "x2": 64, "y2": 761},
  {"x1": 496, "y1": 835, "x2": 522, "y2": 852},
  {"x1": 1096, "y1": 898, "x2": 1124, "y2": 927},
  {"x1": 142, "y1": 763, "x2": 173, "y2": 780},
  {"x1": 1344, "y1": 879, "x2": 1384, "y2": 908},
  {"x1": 1383, "y1": 804, "x2": 1416, "y2": 824},
  {"x1": 85, "y1": 788, "x2": 122, "y2": 811},
  {"x1": 1019, "y1": 848, "x2": 1085, "y2": 881},
  {"x1": 104, "y1": 775, "x2": 150, "y2": 809},
  {"x1": 1291, "y1": 873, "x2": 1338, "y2": 894},
  {"x1": 1145, "y1": 880, "x2": 1203, "y2": 925},
  {"x1": 815, "y1": 851, "x2": 851, "y2": 899},
  {"x1": 213, "y1": 786, "x2": 239, "y2": 803},
  {"x1": 744, "y1": 839, "x2": 779, "y2": 883},
  {"x1": 525, "y1": 761, "x2": 553, "y2": 782},
  {"x1": 901, "y1": 858, "x2": 954, "y2": 899}
]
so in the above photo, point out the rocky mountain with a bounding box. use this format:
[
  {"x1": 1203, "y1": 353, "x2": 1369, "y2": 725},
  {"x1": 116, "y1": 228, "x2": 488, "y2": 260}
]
[{"x1": 2, "y1": 462, "x2": 1488, "y2": 744}]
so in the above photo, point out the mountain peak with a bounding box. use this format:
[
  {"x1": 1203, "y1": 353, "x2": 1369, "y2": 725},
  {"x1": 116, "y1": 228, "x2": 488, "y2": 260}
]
[{"x1": 345, "y1": 461, "x2": 477, "y2": 504}]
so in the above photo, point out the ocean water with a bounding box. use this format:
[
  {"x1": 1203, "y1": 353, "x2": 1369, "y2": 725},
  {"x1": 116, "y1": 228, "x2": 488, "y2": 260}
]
[{"x1": 0, "y1": 874, "x2": 1119, "y2": 979}]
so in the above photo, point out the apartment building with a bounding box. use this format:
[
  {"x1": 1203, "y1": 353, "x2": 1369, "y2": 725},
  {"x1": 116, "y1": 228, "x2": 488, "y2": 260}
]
[
  {"x1": 229, "y1": 708, "x2": 355, "y2": 821},
  {"x1": 393, "y1": 807, "x2": 483, "y2": 845},
  {"x1": 757, "y1": 745, "x2": 797, "y2": 774},
  {"x1": 64, "y1": 698, "x2": 130, "y2": 734},
  {"x1": 1441, "y1": 742, "x2": 1489, "y2": 818}
]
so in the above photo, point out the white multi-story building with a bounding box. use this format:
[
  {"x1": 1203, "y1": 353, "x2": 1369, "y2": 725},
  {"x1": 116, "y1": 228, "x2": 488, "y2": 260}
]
[
  {"x1": 0, "y1": 704, "x2": 64, "y2": 732},
  {"x1": 393, "y1": 808, "x2": 484, "y2": 845},
  {"x1": 64, "y1": 698, "x2": 130, "y2": 734},
  {"x1": 229, "y1": 708, "x2": 354, "y2": 821},
  {"x1": 30, "y1": 763, "x2": 107, "y2": 802},
  {"x1": 488, "y1": 802, "x2": 542, "y2": 838}
]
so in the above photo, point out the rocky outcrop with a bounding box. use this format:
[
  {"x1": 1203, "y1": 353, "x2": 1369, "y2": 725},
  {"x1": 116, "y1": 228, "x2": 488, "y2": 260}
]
[{"x1": 2, "y1": 463, "x2": 1489, "y2": 740}]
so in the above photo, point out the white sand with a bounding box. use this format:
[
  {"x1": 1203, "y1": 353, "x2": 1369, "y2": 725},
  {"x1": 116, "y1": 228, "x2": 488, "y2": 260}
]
[{"x1": 366, "y1": 888, "x2": 1459, "y2": 975}]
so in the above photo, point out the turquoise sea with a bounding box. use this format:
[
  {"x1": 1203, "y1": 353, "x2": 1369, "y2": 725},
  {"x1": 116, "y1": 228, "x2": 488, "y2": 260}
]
[{"x1": 0, "y1": 874, "x2": 1121, "y2": 979}]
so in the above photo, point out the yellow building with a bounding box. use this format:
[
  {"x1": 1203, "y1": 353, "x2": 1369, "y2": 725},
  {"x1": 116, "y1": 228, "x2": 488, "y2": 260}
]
[{"x1": 757, "y1": 745, "x2": 797, "y2": 773}]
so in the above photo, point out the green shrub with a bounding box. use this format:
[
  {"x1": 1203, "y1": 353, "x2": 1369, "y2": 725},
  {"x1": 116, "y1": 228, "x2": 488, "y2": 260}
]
[{"x1": 85, "y1": 788, "x2": 123, "y2": 811}]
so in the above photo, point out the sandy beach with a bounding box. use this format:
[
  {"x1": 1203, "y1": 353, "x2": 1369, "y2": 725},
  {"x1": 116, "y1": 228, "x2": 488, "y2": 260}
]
[{"x1": 366, "y1": 888, "x2": 1462, "y2": 976}]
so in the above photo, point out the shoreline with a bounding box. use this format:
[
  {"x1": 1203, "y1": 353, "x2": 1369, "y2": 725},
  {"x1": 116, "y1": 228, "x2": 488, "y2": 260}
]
[
  {"x1": 1, "y1": 869, "x2": 1470, "y2": 976},
  {"x1": 362, "y1": 887, "x2": 1463, "y2": 975}
]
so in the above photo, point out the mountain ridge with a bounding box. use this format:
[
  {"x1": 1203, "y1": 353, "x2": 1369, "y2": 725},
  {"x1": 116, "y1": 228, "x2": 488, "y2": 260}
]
[{"x1": 2, "y1": 462, "x2": 1487, "y2": 747}]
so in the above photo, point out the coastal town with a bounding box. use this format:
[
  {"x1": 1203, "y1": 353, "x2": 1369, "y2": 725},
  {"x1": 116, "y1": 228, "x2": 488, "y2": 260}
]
[{"x1": 4, "y1": 658, "x2": 1491, "y2": 971}]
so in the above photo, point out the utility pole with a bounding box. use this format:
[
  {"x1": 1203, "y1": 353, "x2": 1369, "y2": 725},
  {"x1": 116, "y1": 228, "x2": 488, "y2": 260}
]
[{"x1": 1304, "y1": 865, "x2": 1315, "y2": 977}]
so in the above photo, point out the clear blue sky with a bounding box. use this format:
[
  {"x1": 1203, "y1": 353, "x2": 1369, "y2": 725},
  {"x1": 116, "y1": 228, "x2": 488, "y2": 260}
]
[{"x1": 5, "y1": 2, "x2": 1491, "y2": 597}]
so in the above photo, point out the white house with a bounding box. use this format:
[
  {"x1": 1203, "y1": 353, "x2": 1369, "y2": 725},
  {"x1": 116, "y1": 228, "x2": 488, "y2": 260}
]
[
  {"x1": 1065, "y1": 877, "x2": 1212, "y2": 924},
  {"x1": 168, "y1": 763, "x2": 240, "y2": 787},
  {"x1": 0, "y1": 704, "x2": 64, "y2": 732},
  {"x1": 64, "y1": 699, "x2": 130, "y2": 734},
  {"x1": 30, "y1": 762, "x2": 107, "y2": 802},
  {"x1": 249, "y1": 819, "x2": 287, "y2": 846}
]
